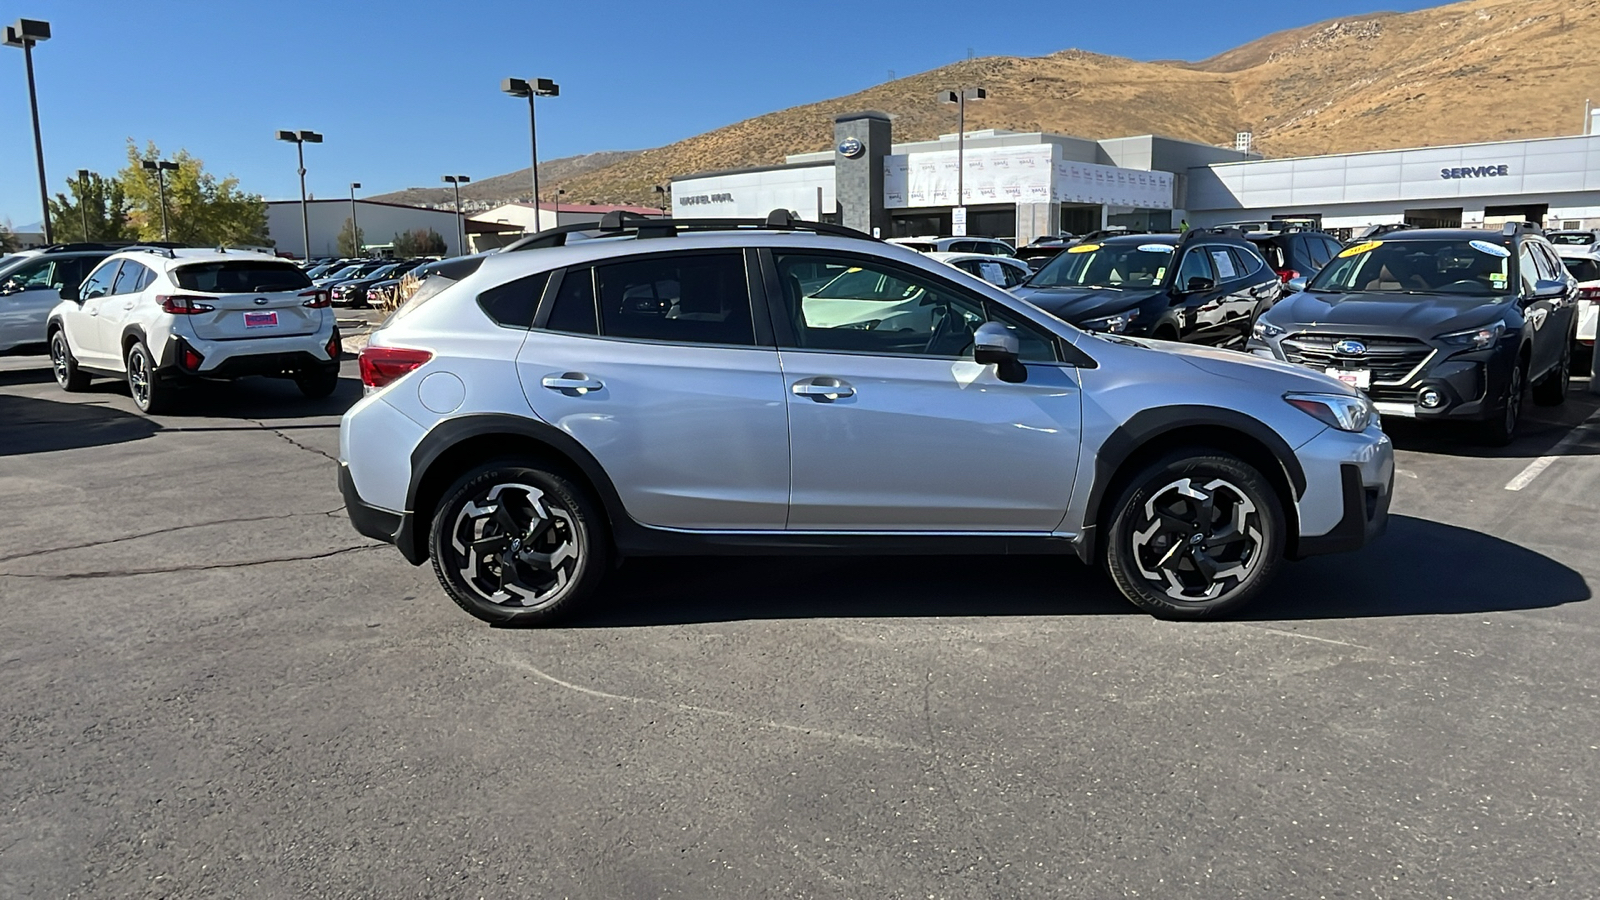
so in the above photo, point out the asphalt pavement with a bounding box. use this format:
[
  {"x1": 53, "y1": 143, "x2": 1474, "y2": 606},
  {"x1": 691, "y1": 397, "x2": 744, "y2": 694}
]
[{"x1": 1, "y1": 354, "x2": 1598, "y2": 899}]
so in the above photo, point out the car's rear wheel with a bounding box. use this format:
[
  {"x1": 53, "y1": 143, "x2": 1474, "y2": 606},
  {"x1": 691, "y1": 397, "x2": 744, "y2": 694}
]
[
  {"x1": 1104, "y1": 451, "x2": 1285, "y2": 619},
  {"x1": 428, "y1": 462, "x2": 608, "y2": 626},
  {"x1": 1532, "y1": 343, "x2": 1570, "y2": 407},
  {"x1": 1478, "y1": 361, "x2": 1525, "y2": 446},
  {"x1": 49, "y1": 328, "x2": 90, "y2": 392},
  {"x1": 295, "y1": 365, "x2": 340, "y2": 399},
  {"x1": 125, "y1": 339, "x2": 170, "y2": 415}
]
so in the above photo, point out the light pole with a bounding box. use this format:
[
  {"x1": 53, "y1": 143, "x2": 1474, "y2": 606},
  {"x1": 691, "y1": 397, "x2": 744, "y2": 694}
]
[
  {"x1": 6, "y1": 19, "x2": 53, "y2": 245},
  {"x1": 275, "y1": 129, "x2": 322, "y2": 260},
  {"x1": 938, "y1": 87, "x2": 987, "y2": 235},
  {"x1": 653, "y1": 184, "x2": 668, "y2": 216},
  {"x1": 76, "y1": 168, "x2": 90, "y2": 240},
  {"x1": 140, "y1": 159, "x2": 178, "y2": 241},
  {"x1": 442, "y1": 175, "x2": 470, "y2": 255},
  {"x1": 501, "y1": 76, "x2": 559, "y2": 232},
  {"x1": 348, "y1": 181, "x2": 361, "y2": 258}
]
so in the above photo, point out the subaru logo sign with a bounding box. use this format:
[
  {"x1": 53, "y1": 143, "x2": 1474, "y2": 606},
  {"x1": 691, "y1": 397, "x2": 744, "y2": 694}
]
[
  {"x1": 1333, "y1": 339, "x2": 1367, "y2": 355},
  {"x1": 254, "y1": 297, "x2": 269, "y2": 306},
  {"x1": 837, "y1": 137, "x2": 864, "y2": 159}
]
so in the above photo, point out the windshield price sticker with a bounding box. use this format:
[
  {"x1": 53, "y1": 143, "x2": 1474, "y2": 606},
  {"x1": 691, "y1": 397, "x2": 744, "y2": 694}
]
[
  {"x1": 1067, "y1": 243, "x2": 1100, "y2": 254},
  {"x1": 1469, "y1": 240, "x2": 1511, "y2": 258},
  {"x1": 1137, "y1": 244, "x2": 1172, "y2": 253},
  {"x1": 1338, "y1": 240, "x2": 1383, "y2": 258}
]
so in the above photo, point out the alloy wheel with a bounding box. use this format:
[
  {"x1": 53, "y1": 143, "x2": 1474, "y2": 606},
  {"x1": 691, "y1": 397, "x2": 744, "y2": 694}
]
[
  {"x1": 447, "y1": 482, "x2": 582, "y2": 609},
  {"x1": 1505, "y1": 365, "x2": 1523, "y2": 435},
  {"x1": 128, "y1": 348, "x2": 150, "y2": 408},
  {"x1": 49, "y1": 333, "x2": 69, "y2": 385},
  {"x1": 1129, "y1": 477, "x2": 1263, "y2": 602}
]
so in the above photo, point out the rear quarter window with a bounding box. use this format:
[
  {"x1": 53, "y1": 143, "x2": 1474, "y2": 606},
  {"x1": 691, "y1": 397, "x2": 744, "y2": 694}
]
[{"x1": 175, "y1": 261, "x2": 312, "y2": 293}]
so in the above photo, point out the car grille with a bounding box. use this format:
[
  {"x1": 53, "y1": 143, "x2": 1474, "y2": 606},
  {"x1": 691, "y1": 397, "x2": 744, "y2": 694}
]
[{"x1": 1280, "y1": 334, "x2": 1434, "y2": 385}]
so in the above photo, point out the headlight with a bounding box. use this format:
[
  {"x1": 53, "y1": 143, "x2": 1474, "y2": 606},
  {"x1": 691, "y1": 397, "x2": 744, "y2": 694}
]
[
  {"x1": 1284, "y1": 392, "x2": 1375, "y2": 432},
  {"x1": 1080, "y1": 310, "x2": 1139, "y2": 333},
  {"x1": 1438, "y1": 322, "x2": 1504, "y2": 350},
  {"x1": 1252, "y1": 319, "x2": 1286, "y2": 341}
]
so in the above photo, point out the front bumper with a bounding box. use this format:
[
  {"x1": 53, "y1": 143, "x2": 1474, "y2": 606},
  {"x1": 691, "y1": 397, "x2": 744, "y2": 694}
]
[{"x1": 1288, "y1": 425, "x2": 1393, "y2": 559}]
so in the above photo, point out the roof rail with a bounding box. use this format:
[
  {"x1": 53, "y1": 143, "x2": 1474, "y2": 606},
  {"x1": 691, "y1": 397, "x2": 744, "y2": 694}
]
[
  {"x1": 1502, "y1": 220, "x2": 1543, "y2": 236},
  {"x1": 1178, "y1": 225, "x2": 1245, "y2": 246},
  {"x1": 498, "y1": 208, "x2": 876, "y2": 253},
  {"x1": 38, "y1": 241, "x2": 138, "y2": 253},
  {"x1": 122, "y1": 245, "x2": 177, "y2": 259}
]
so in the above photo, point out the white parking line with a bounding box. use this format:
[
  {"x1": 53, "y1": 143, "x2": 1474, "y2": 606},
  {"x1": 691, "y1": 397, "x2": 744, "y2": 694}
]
[{"x1": 1504, "y1": 405, "x2": 1600, "y2": 491}]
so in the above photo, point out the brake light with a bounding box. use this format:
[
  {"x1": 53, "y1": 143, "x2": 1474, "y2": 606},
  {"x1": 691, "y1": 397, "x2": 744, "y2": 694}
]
[
  {"x1": 158, "y1": 295, "x2": 216, "y2": 314},
  {"x1": 358, "y1": 345, "x2": 432, "y2": 388},
  {"x1": 1578, "y1": 286, "x2": 1600, "y2": 300},
  {"x1": 1275, "y1": 268, "x2": 1301, "y2": 283},
  {"x1": 301, "y1": 289, "x2": 331, "y2": 308}
]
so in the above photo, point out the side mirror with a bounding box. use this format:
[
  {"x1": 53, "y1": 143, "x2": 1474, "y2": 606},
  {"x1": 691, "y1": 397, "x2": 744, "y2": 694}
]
[
  {"x1": 59, "y1": 283, "x2": 80, "y2": 302},
  {"x1": 0, "y1": 278, "x2": 23, "y2": 296},
  {"x1": 1533, "y1": 279, "x2": 1567, "y2": 300},
  {"x1": 1184, "y1": 276, "x2": 1216, "y2": 294},
  {"x1": 1286, "y1": 276, "x2": 1309, "y2": 293},
  {"x1": 973, "y1": 321, "x2": 1027, "y2": 383}
]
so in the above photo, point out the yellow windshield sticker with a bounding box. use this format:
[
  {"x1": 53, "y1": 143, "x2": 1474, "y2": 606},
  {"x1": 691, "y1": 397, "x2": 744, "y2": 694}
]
[
  {"x1": 1067, "y1": 243, "x2": 1100, "y2": 254},
  {"x1": 845, "y1": 267, "x2": 862, "y2": 273},
  {"x1": 1338, "y1": 240, "x2": 1383, "y2": 258}
]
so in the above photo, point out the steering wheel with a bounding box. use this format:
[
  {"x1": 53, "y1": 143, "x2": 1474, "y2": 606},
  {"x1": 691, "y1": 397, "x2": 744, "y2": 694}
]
[{"x1": 924, "y1": 304, "x2": 978, "y2": 356}]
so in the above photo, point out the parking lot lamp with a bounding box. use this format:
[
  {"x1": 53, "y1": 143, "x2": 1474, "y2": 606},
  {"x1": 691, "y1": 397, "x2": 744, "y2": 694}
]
[
  {"x1": 442, "y1": 175, "x2": 470, "y2": 255},
  {"x1": 938, "y1": 87, "x2": 986, "y2": 230},
  {"x1": 76, "y1": 168, "x2": 90, "y2": 240},
  {"x1": 501, "y1": 77, "x2": 559, "y2": 232},
  {"x1": 349, "y1": 182, "x2": 361, "y2": 257},
  {"x1": 6, "y1": 19, "x2": 53, "y2": 244},
  {"x1": 653, "y1": 184, "x2": 668, "y2": 216},
  {"x1": 275, "y1": 129, "x2": 322, "y2": 260},
  {"x1": 140, "y1": 159, "x2": 178, "y2": 241}
]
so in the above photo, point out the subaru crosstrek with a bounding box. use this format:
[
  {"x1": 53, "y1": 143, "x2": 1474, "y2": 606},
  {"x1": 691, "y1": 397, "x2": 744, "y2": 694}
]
[
  {"x1": 1248, "y1": 225, "x2": 1578, "y2": 444},
  {"x1": 339, "y1": 212, "x2": 1393, "y2": 625}
]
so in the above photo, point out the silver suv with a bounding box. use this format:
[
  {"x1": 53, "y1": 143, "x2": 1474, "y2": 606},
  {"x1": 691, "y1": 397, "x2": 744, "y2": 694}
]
[{"x1": 339, "y1": 212, "x2": 1393, "y2": 625}]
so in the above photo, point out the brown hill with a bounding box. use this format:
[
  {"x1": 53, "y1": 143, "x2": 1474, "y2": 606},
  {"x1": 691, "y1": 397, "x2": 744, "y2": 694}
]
[
  {"x1": 549, "y1": 0, "x2": 1600, "y2": 207},
  {"x1": 366, "y1": 150, "x2": 641, "y2": 210}
]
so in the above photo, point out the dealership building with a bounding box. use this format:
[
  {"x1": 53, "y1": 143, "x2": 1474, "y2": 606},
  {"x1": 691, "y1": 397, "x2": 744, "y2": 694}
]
[{"x1": 668, "y1": 112, "x2": 1600, "y2": 242}]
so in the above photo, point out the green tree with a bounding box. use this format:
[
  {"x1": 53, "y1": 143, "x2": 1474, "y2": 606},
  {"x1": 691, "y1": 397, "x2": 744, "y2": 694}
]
[
  {"x1": 336, "y1": 217, "x2": 366, "y2": 257},
  {"x1": 46, "y1": 172, "x2": 134, "y2": 243},
  {"x1": 118, "y1": 141, "x2": 271, "y2": 247},
  {"x1": 392, "y1": 228, "x2": 447, "y2": 257},
  {"x1": 0, "y1": 221, "x2": 17, "y2": 254}
]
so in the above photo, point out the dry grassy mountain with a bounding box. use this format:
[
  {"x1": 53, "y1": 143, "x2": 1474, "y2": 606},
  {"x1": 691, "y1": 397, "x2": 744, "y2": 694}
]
[
  {"x1": 536, "y1": 0, "x2": 1599, "y2": 207},
  {"x1": 366, "y1": 150, "x2": 640, "y2": 209}
]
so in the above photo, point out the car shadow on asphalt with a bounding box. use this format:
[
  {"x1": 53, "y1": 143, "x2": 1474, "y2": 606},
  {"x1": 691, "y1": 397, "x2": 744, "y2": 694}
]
[
  {"x1": 0, "y1": 392, "x2": 162, "y2": 456},
  {"x1": 0, "y1": 361, "x2": 54, "y2": 388},
  {"x1": 569, "y1": 515, "x2": 1588, "y2": 627},
  {"x1": 165, "y1": 374, "x2": 364, "y2": 420}
]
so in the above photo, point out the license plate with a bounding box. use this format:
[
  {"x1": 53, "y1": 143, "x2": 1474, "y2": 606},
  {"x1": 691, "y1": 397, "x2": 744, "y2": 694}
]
[
  {"x1": 1326, "y1": 367, "x2": 1371, "y2": 389},
  {"x1": 244, "y1": 311, "x2": 279, "y2": 329}
]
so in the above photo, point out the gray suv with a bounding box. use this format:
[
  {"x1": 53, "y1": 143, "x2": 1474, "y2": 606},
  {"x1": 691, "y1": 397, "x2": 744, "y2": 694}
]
[{"x1": 339, "y1": 212, "x2": 1393, "y2": 625}]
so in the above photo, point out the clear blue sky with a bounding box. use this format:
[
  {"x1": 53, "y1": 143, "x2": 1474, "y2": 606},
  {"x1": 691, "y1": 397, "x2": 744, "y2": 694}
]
[{"x1": 1, "y1": 0, "x2": 1453, "y2": 228}]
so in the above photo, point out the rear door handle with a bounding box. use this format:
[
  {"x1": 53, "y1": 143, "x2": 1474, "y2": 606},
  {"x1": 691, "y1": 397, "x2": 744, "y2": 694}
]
[
  {"x1": 792, "y1": 377, "x2": 855, "y2": 402},
  {"x1": 541, "y1": 373, "x2": 603, "y2": 395}
]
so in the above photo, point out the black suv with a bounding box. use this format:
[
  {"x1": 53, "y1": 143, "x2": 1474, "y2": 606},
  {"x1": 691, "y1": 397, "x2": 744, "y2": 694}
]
[
  {"x1": 1245, "y1": 228, "x2": 1344, "y2": 284},
  {"x1": 1012, "y1": 228, "x2": 1281, "y2": 347},
  {"x1": 1248, "y1": 225, "x2": 1579, "y2": 444}
]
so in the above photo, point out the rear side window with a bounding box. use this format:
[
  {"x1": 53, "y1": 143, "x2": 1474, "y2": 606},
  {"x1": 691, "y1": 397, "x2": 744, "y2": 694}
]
[
  {"x1": 594, "y1": 252, "x2": 754, "y2": 346},
  {"x1": 1251, "y1": 240, "x2": 1285, "y2": 270},
  {"x1": 476, "y1": 271, "x2": 550, "y2": 329},
  {"x1": 1229, "y1": 246, "x2": 1264, "y2": 277},
  {"x1": 175, "y1": 261, "x2": 312, "y2": 293},
  {"x1": 545, "y1": 267, "x2": 598, "y2": 335}
]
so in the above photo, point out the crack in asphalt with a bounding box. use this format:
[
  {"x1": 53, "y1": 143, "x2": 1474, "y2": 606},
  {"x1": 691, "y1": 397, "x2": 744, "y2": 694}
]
[
  {"x1": 0, "y1": 508, "x2": 347, "y2": 564},
  {"x1": 0, "y1": 544, "x2": 381, "y2": 581},
  {"x1": 245, "y1": 418, "x2": 339, "y2": 463}
]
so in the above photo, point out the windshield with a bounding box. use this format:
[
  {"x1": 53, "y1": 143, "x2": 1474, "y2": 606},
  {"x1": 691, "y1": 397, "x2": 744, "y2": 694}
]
[
  {"x1": 1308, "y1": 239, "x2": 1512, "y2": 295},
  {"x1": 810, "y1": 266, "x2": 926, "y2": 301},
  {"x1": 1561, "y1": 257, "x2": 1600, "y2": 283},
  {"x1": 1547, "y1": 232, "x2": 1596, "y2": 246},
  {"x1": 1025, "y1": 242, "x2": 1173, "y2": 289}
]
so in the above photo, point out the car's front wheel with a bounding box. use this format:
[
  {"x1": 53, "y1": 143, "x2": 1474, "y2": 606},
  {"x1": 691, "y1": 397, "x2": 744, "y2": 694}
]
[
  {"x1": 428, "y1": 462, "x2": 608, "y2": 626},
  {"x1": 49, "y1": 328, "x2": 90, "y2": 392},
  {"x1": 1104, "y1": 451, "x2": 1285, "y2": 619}
]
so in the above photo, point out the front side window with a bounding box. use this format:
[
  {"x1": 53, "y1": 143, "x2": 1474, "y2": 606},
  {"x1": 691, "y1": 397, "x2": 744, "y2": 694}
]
[
  {"x1": 1027, "y1": 242, "x2": 1173, "y2": 289},
  {"x1": 1176, "y1": 248, "x2": 1214, "y2": 289},
  {"x1": 1310, "y1": 239, "x2": 1512, "y2": 295},
  {"x1": 1208, "y1": 248, "x2": 1239, "y2": 282},
  {"x1": 594, "y1": 251, "x2": 754, "y2": 346},
  {"x1": 78, "y1": 261, "x2": 121, "y2": 299},
  {"x1": 5, "y1": 259, "x2": 55, "y2": 290},
  {"x1": 773, "y1": 253, "x2": 1057, "y2": 362},
  {"x1": 111, "y1": 261, "x2": 148, "y2": 295}
]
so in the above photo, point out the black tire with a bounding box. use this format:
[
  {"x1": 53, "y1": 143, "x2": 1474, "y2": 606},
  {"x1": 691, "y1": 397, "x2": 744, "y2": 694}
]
[
  {"x1": 1104, "y1": 451, "x2": 1285, "y2": 620},
  {"x1": 428, "y1": 462, "x2": 609, "y2": 626},
  {"x1": 125, "y1": 339, "x2": 170, "y2": 415},
  {"x1": 1532, "y1": 344, "x2": 1570, "y2": 407},
  {"x1": 295, "y1": 365, "x2": 340, "y2": 399},
  {"x1": 1478, "y1": 361, "x2": 1525, "y2": 446},
  {"x1": 48, "y1": 328, "x2": 90, "y2": 392}
]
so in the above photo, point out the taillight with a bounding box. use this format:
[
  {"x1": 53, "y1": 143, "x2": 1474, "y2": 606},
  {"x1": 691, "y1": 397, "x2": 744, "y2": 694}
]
[
  {"x1": 158, "y1": 295, "x2": 216, "y2": 314},
  {"x1": 301, "y1": 289, "x2": 331, "y2": 308},
  {"x1": 1578, "y1": 286, "x2": 1600, "y2": 300},
  {"x1": 1276, "y1": 268, "x2": 1301, "y2": 283},
  {"x1": 358, "y1": 345, "x2": 432, "y2": 388},
  {"x1": 181, "y1": 346, "x2": 204, "y2": 370},
  {"x1": 326, "y1": 330, "x2": 341, "y2": 360}
]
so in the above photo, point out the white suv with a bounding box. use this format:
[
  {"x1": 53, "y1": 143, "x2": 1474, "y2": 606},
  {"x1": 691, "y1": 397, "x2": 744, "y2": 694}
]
[
  {"x1": 340, "y1": 212, "x2": 1393, "y2": 625},
  {"x1": 47, "y1": 247, "x2": 342, "y2": 413}
]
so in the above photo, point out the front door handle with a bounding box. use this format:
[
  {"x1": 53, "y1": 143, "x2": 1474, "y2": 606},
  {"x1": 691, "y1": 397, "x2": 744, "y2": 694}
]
[
  {"x1": 123, "y1": 301, "x2": 135, "y2": 309},
  {"x1": 792, "y1": 376, "x2": 855, "y2": 402},
  {"x1": 541, "y1": 373, "x2": 603, "y2": 395}
]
